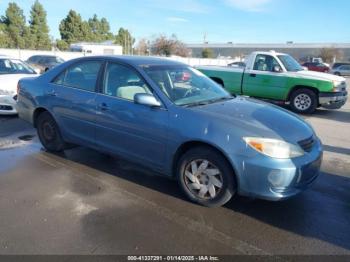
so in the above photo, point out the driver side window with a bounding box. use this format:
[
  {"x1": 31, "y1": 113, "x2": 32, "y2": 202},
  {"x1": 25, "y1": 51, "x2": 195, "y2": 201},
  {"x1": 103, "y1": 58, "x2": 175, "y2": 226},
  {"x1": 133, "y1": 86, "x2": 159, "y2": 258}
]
[
  {"x1": 103, "y1": 63, "x2": 152, "y2": 101},
  {"x1": 253, "y1": 55, "x2": 280, "y2": 72}
]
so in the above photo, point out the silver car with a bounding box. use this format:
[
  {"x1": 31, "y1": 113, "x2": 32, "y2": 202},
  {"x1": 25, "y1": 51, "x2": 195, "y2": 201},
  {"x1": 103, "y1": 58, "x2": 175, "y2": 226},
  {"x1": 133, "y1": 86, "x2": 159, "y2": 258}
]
[{"x1": 331, "y1": 65, "x2": 350, "y2": 76}]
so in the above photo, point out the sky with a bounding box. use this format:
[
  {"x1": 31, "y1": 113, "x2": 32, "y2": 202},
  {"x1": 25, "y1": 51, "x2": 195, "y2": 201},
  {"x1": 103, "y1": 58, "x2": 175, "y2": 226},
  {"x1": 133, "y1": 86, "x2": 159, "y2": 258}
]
[{"x1": 0, "y1": 0, "x2": 349, "y2": 44}]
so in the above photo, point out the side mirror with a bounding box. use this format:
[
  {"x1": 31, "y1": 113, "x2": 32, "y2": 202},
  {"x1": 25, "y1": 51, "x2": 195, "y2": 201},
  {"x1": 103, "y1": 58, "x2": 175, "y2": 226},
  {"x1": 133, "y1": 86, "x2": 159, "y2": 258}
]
[
  {"x1": 134, "y1": 93, "x2": 161, "y2": 107},
  {"x1": 272, "y1": 65, "x2": 282, "y2": 73}
]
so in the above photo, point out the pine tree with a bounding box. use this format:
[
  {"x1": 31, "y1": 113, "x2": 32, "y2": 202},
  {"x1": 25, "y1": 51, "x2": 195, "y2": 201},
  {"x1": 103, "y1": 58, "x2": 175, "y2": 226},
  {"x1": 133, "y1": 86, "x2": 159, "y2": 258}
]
[
  {"x1": 59, "y1": 10, "x2": 92, "y2": 45},
  {"x1": 29, "y1": 0, "x2": 51, "y2": 50},
  {"x1": 1, "y1": 2, "x2": 27, "y2": 48}
]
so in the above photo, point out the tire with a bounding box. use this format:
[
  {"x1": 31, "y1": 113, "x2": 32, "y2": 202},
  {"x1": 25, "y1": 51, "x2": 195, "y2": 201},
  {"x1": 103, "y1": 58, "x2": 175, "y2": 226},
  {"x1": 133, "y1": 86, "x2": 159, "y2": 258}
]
[
  {"x1": 290, "y1": 88, "x2": 318, "y2": 114},
  {"x1": 44, "y1": 68, "x2": 49, "y2": 72},
  {"x1": 334, "y1": 72, "x2": 341, "y2": 76},
  {"x1": 177, "y1": 146, "x2": 236, "y2": 207},
  {"x1": 36, "y1": 111, "x2": 66, "y2": 152}
]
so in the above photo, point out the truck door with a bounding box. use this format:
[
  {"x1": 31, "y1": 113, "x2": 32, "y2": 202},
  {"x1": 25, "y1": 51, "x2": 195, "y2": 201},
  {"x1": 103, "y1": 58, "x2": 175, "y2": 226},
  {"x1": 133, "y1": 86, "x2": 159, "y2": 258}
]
[{"x1": 243, "y1": 54, "x2": 287, "y2": 100}]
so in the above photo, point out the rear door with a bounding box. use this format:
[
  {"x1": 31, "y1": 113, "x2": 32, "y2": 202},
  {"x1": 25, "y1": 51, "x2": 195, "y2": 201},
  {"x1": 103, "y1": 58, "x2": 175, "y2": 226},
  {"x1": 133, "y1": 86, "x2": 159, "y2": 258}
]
[
  {"x1": 48, "y1": 59, "x2": 104, "y2": 146},
  {"x1": 243, "y1": 54, "x2": 288, "y2": 100},
  {"x1": 94, "y1": 61, "x2": 169, "y2": 171}
]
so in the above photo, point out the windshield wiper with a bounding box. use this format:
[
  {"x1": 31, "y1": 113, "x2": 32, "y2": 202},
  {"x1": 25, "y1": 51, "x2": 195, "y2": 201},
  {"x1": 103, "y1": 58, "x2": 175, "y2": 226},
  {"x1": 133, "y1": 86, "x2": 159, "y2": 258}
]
[{"x1": 182, "y1": 96, "x2": 234, "y2": 108}]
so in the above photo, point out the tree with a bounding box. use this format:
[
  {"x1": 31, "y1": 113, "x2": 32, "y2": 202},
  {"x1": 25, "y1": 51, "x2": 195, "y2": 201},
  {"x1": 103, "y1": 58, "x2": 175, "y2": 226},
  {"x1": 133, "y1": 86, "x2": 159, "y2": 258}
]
[
  {"x1": 59, "y1": 10, "x2": 92, "y2": 46},
  {"x1": 0, "y1": 23, "x2": 11, "y2": 48},
  {"x1": 115, "y1": 27, "x2": 135, "y2": 54},
  {"x1": 151, "y1": 34, "x2": 190, "y2": 57},
  {"x1": 1, "y1": 2, "x2": 27, "y2": 48},
  {"x1": 135, "y1": 38, "x2": 149, "y2": 55},
  {"x1": 319, "y1": 48, "x2": 340, "y2": 63},
  {"x1": 29, "y1": 0, "x2": 51, "y2": 50},
  {"x1": 88, "y1": 14, "x2": 113, "y2": 42},
  {"x1": 202, "y1": 48, "x2": 214, "y2": 58},
  {"x1": 56, "y1": 39, "x2": 69, "y2": 51}
]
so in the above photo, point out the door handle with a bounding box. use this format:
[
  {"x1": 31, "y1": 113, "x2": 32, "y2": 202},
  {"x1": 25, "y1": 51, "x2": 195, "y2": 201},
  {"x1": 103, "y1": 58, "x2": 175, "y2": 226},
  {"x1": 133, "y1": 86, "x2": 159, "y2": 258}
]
[
  {"x1": 249, "y1": 73, "x2": 257, "y2": 77},
  {"x1": 98, "y1": 103, "x2": 109, "y2": 111}
]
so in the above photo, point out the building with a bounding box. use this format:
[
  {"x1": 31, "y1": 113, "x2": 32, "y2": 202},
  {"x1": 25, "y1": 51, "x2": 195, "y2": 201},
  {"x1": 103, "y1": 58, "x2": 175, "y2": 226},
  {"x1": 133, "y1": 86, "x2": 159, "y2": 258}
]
[
  {"x1": 70, "y1": 41, "x2": 123, "y2": 55},
  {"x1": 186, "y1": 43, "x2": 350, "y2": 62}
]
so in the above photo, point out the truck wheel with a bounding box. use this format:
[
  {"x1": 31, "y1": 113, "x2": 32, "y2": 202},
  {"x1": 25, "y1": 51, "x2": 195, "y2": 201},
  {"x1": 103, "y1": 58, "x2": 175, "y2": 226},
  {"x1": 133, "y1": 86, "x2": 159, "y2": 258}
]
[
  {"x1": 37, "y1": 111, "x2": 66, "y2": 152},
  {"x1": 177, "y1": 146, "x2": 236, "y2": 207},
  {"x1": 290, "y1": 89, "x2": 317, "y2": 114}
]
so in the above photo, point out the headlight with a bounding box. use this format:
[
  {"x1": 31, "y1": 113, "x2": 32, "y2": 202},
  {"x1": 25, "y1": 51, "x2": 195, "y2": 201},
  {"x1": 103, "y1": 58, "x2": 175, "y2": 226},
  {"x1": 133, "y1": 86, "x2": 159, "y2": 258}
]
[
  {"x1": 243, "y1": 137, "x2": 304, "y2": 159},
  {"x1": 332, "y1": 80, "x2": 345, "y2": 92}
]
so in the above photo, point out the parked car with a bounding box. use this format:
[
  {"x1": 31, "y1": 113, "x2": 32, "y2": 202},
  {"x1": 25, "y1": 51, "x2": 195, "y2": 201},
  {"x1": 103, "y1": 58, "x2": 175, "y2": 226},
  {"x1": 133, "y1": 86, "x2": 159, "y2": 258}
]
[
  {"x1": 331, "y1": 65, "x2": 350, "y2": 76},
  {"x1": 302, "y1": 62, "x2": 330, "y2": 73},
  {"x1": 26, "y1": 55, "x2": 64, "y2": 73},
  {"x1": 332, "y1": 62, "x2": 350, "y2": 70},
  {"x1": 17, "y1": 56, "x2": 323, "y2": 207},
  {"x1": 198, "y1": 51, "x2": 347, "y2": 114},
  {"x1": 0, "y1": 56, "x2": 39, "y2": 115}
]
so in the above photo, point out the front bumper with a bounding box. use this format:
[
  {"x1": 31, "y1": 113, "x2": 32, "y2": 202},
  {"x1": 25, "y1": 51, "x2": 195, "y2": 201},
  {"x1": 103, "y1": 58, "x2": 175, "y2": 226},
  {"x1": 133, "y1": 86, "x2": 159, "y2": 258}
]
[
  {"x1": 0, "y1": 95, "x2": 18, "y2": 115},
  {"x1": 319, "y1": 91, "x2": 348, "y2": 109},
  {"x1": 232, "y1": 137, "x2": 323, "y2": 201}
]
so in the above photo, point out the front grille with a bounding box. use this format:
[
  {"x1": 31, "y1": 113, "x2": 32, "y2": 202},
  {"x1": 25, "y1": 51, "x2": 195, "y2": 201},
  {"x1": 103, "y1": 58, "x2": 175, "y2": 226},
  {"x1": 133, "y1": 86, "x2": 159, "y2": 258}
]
[
  {"x1": 298, "y1": 136, "x2": 315, "y2": 152},
  {"x1": 0, "y1": 105, "x2": 13, "y2": 111}
]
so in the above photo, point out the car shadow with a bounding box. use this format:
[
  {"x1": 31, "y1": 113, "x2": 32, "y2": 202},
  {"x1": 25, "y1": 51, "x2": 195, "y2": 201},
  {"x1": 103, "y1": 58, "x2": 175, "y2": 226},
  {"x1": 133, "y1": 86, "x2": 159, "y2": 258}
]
[
  {"x1": 306, "y1": 108, "x2": 350, "y2": 123},
  {"x1": 54, "y1": 146, "x2": 350, "y2": 252}
]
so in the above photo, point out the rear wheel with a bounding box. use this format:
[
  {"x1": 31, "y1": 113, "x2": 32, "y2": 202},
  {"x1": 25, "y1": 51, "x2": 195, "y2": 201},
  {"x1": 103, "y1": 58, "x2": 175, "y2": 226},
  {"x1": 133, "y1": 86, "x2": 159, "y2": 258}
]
[
  {"x1": 37, "y1": 111, "x2": 66, "y2": 152},
  {"x1": 177, "y1": 146, "x2": 236, "y2": 207},
  {"x1": 290, "y1": 88, "x2": 318, "y2": 114}
]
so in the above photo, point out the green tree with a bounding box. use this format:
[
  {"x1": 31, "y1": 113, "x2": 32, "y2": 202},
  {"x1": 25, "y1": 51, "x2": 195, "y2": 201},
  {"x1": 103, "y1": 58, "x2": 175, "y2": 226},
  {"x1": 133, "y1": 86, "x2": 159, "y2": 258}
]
[
  {"x1": 88, "y1": 14, "x2": 113, "y2": 42},
  {"x1": 0, "y1": 23, "x2": 11, "y2": 48},
  {"x1": 56, "y1": 39, "x2": 69, "y2": 51},
  {"x1": 201, "y1": 48, "x2": 214, "y2": 58},
  {"x1": 29, "y1": 0, "x2": 51, "y2": 50},
  {"x1": 1, "y1": 2, "x2": 27, "y2": 48},
  {"x1": 115, "y1": 27, "x2": 135, "y2": 54},
  {"x1": 59, "y1": 10, "x2": 92, "y2": 45}
]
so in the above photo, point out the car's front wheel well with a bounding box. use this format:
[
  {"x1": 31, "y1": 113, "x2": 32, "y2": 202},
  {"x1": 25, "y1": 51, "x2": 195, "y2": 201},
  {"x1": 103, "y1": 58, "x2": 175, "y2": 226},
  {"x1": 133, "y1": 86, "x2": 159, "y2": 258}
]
[
  {"x1": 172, "y1": 141, "x2": 237, "y2": 182},
  {"x1": 33, "y1": 107, "x2": 48, "y2": 128},
  {"x1": 210, "y1": 77, "x2": 225, "y2": 87}
]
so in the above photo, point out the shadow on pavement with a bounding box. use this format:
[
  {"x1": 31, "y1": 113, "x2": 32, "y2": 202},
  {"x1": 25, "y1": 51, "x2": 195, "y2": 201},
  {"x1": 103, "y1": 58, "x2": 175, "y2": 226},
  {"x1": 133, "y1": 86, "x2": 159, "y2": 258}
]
[
  {"x1": 323, "y1": 145, "x2": 350, "y2": 156},
  {"x1": 55, "y1": 146, "x2": 350, "y2": 252},
  {"x1": 307, "y1": 109, "x2": 350, "y2": 123}
]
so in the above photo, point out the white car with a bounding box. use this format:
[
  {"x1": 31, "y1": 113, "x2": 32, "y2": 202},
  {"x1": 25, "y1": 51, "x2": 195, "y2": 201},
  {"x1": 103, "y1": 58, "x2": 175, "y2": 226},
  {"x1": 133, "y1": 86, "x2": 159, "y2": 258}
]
[{"x1": 0, "y1": 56, "x2": 39, "y2": 115}]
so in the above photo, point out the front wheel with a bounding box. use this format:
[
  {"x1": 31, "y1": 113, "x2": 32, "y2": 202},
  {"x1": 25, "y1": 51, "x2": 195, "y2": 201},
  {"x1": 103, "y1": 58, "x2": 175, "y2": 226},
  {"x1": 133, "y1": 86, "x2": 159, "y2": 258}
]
[
  {"x1": 290, "y1": 88, "x2": 318, "y2": 114},
  {"x1": 37, "y1": 111, "x2": 66, "y2": 152},
  {"x1": 177, "y1": 147, "x2": 236, "y2": 207}
]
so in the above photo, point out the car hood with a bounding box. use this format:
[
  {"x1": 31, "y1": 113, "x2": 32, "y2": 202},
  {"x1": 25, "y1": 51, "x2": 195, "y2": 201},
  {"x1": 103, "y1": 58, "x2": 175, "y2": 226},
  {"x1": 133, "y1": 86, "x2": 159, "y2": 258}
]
[
  {"x1": 191, "y1": 97, "x2": 314, "y2": 143},
  {"x1": 0, "y1": 74, "x2": 38, "y2": 95},
  {"x1": 292, "y1": 70, "x2": 345, "y2": 82}
]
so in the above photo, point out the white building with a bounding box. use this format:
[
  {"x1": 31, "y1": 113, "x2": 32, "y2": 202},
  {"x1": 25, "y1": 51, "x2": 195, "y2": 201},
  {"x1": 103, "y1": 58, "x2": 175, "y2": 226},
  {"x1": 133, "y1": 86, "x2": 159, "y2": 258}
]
[{"x1": 70, "y1": 41, "x2": 123, "y2": 55}]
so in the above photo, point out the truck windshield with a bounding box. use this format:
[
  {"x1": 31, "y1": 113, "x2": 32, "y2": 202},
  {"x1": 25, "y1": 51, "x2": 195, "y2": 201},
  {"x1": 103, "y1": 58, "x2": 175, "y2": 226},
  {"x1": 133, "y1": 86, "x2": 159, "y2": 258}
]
[
  {"x1": 144, "y1": 65, "x2": 232, "y2": 107},
  {"x1": 278, "y1": 55, "x2": 303, "y2": 72}
]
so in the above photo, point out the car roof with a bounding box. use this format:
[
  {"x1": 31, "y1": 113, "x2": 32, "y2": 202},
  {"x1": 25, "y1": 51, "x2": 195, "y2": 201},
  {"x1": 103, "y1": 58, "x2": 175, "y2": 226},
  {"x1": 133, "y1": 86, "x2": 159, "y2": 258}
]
[{"x1": 74, "y1": 55, "x2": 187, "y2": 67}]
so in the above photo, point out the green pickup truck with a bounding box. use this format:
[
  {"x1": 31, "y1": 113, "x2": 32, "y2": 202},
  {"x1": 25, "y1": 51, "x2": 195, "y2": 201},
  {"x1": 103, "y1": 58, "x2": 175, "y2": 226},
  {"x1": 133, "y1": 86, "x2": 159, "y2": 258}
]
[{"x1": 197, "y1": 51, "x2": 348, "y2": 114}]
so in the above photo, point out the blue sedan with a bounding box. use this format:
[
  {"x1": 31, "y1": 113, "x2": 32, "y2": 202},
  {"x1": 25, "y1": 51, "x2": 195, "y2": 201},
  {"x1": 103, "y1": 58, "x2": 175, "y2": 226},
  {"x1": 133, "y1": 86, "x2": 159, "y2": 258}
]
[{"x1": 17, "y1": 56, "x2": 323, "y2": 207}]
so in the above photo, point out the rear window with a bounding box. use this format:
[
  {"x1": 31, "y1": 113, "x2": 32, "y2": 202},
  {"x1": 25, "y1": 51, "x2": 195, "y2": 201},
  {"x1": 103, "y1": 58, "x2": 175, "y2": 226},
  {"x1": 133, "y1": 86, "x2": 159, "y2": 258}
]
[{"x1": 53, "y1": 61, "x2": 103, "y2": 92}]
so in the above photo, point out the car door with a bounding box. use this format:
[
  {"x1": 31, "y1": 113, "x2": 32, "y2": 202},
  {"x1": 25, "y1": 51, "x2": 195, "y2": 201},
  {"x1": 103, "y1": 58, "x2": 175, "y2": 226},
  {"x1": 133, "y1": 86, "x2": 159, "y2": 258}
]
[
  {"x1": 243, "y1": 54, "x2": 288, "y2": 100},
  {"x1": 94, "y1": 62, "x2": 169, "y2": 171},
  {"x1": 48, "y1": 59, "x2": 104, "y2": 146}
]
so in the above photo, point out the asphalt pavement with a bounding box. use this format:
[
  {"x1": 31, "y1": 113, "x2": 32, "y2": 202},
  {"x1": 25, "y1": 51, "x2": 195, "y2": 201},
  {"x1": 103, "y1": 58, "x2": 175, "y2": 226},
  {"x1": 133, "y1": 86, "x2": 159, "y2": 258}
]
[{"x1": 0, "y1": 80, "x2": 349, "y2": 256}]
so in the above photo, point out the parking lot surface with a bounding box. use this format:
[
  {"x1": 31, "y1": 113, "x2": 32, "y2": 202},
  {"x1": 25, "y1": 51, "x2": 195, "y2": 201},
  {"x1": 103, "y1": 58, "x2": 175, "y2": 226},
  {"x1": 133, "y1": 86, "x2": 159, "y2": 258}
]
[{"x1": 0, "y1": 80, "x2": 349, "y2": 255}]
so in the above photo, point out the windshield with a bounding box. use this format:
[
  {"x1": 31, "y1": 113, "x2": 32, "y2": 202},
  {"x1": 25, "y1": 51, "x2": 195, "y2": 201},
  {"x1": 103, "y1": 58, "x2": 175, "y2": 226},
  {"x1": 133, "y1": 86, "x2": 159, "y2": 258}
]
[
  {"x1": 278, "y1": 55, "x2": 303, "y2": 72},
  {"x1": 0, "y1": 59, "x2": 36, "y2": 75},
  {"x1": 144, "y1": 65, "x2": 232, "y2": 106}
]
